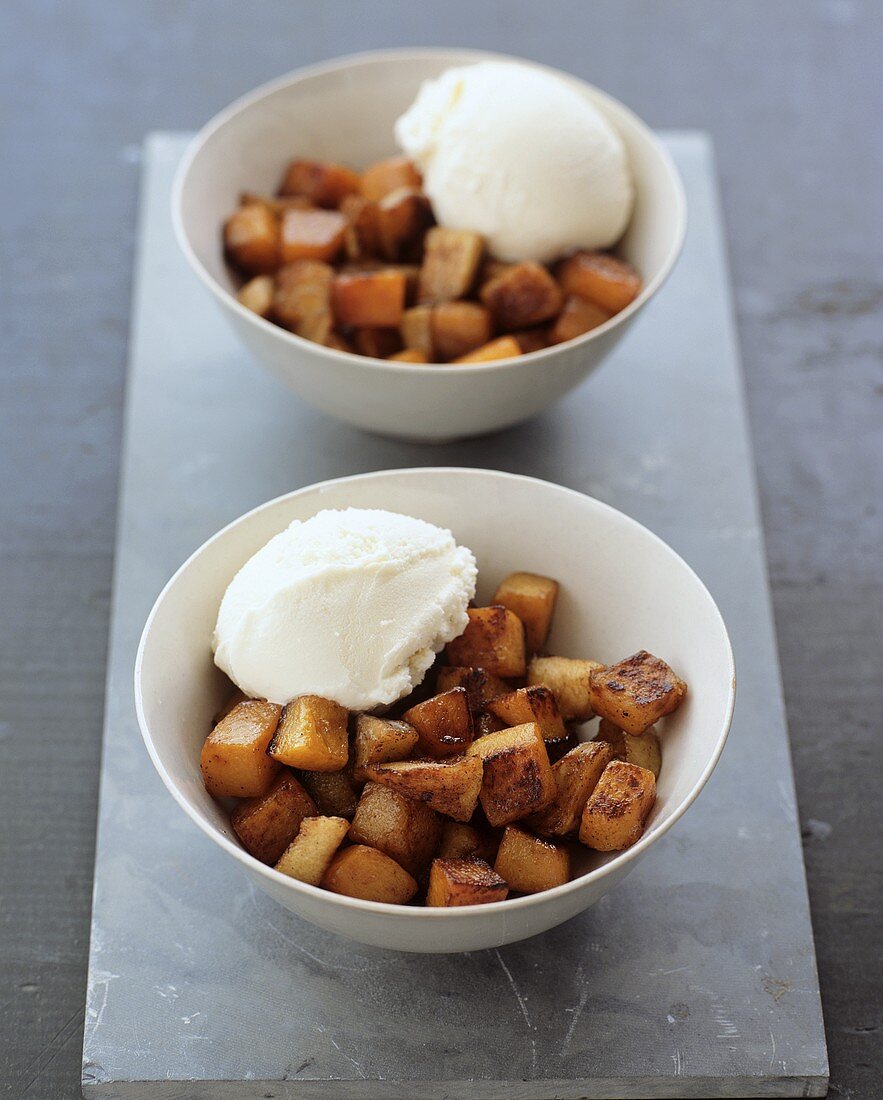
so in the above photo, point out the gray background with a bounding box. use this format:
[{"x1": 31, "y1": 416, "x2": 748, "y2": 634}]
[{"x1": 1, "y1": 1, "x2": 880, "y2": 1097}]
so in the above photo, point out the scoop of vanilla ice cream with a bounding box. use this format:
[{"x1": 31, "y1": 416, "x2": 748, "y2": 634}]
[
  {"x1": 395, "y1": 61, "x2": 634, "y2": 263},
  {"x1": 212, "y1": 508, "x2": 477, "y2": 710}
]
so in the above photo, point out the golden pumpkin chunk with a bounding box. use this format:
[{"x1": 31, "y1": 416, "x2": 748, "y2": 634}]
[
  {"x1": 527, "y1": 656, "x2": 602, "y2": 721},
  {"x1": 527, "y1": 740, "x2": 613, "y2": 837},
  {"x1": 515, "y1": 327, "x2": 549, "y2": 353},
  {"x1": 548, "y1": 295, "x2": 611, "y2": 344},
  {"x1": 445, "y1": 606, "x2": 526, "y2": 678},
  {"x1": 274, "y1": 815, "x2": 350, "y2": 885},
  {"x1": 322, "y1": 844, "x2": 418, "y2": 904},
  {"x1": 240, "y1": 191, "x2": 313, "y2": 217},
  {"x1": 223, "y1": 204, "x2": 280, "y2": 275},
  {"x1": 230, "y1": 771, "x2": 317, "y2": 864},
  {"x1": 339, "y1": 193, "x2": 382, "y2": 260},
  {"x1": 436, "y1": 821, "x2": 497, "y2": 863},
  {"x1": 427, "y1": 857, "x2": 509, "y2": 907},
  {"x1": 268, "y1": 695, "x2": 349, "y2": 771},
  {"x1": 480, "y1": 262, "x2": 563, "y2": 329},
  {"x1": 353, "y1": 715, "x2": 419, "y2": 782},
  {"x1": 435, "y1": 666, "x2": 510, "y2": 712},
  {"x1": 418, "y1": 227, "x2": 485, "y2": 304},
  {"x1": 400, "y1": 304, "x2": 435, "y2": 358},
  {"x1": 348, "y1": 782, "x2": 441, "y2": 877},
  {"x1": 365, "y1": 755, "x2": 483, "y2": 822},
  {"x1": 494, "y1": 825, "x2": 569, "y2": 893},
  {"x1": 377, "y1": 187, "x2": 434, "y2": 262},
  {"x1": 595, "y1": 719, "x2": 662, "y2": 778},
  {"x1": 332, "y1": 269, "x2": 406, "y2": 328},
  {"x1": 360, "y1": 155, "x2": 422, "y2": 202},
  {"x1": 588, "y1": 651, "x2": 687, "y2": 735},
  {"x1": 272, "y1": 260, "x2": 334, "y2": 342},
  {"x1": 280, "y1": 208, "x2": 347, "y2": 263},
  {"x1": 466, "y1": 723, "x2": 556, "y2": 827},
  {"x1": 453, "y1": 335, "x2": 522, "y2": 364},
  {"x1": 431, "y1": 302, "x2": 493, "y2": 361},
  {"x1": 487, "y1": 685, "x2": 566, "y2": 743},
  {"x1": 492, "y1": 572, "x2": 559, "y2": 655},
  {"x1": 236, "y1": 275, "x2": 275, "y2": 318},
  {"x1": 403, "y1": 687, "x2": 474, "y2": 758},
  {"x1": 298, "y1": 769, "x2": 359, "y2": 818},
  {"x1": 201, "y1": 700, "x2": 282, "y2": 798},
  {"x1": 579, "y1": 760, "x2": 656, "y2": 851},
  {"x1": 557, "y1": 250, "x2": 642, "y2": 314},
  {"x1": 278, "y1": 158, "x2": 361, "y2": 207}
]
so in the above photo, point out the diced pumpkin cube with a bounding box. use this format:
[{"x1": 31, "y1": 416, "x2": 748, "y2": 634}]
[
  {"x1": 418, "y1": 227, "x2": 484, "y2": 304},
  {"x1": 487, "y1": 685, "x2": 566, "y2": 743},
  {"x1": 466, "y1": 723, "x2": 556, "y2": 827},
  {"x1": 527, "y1": 741, "x2": 613, "y2": 837},
  {"x1": 230, "y1": 771, "x2": 317, "y2": 864},
  {"x1": 588, "y1": 651, "x2": 687, "y2": 735},
  {"x1": 322, "y1": 844, "x2": 418, "y2": 904},
  {"x1": 339, "y1": 193, "x2": 382, "y2": 260},
  {"x1": 236, "y1": 275, "x2": 275, "y2": 318},
  {"x1": 200, "y1": 700, "x2": 282, "y2": 798},
  {"x1": 579, "y1": 760, "x2": 657, "y2": 851},
  {"x1": 445, "y1": 606, "x2": 526, "y2": 678},
  {"x1": 426, "y1": 857, "x2": 508, "y2": 907},
  {"x1": 298, "y1": 768, "x2": 359, "y2": 818},
  {"x1": 278, "y1": 158, "x2": 361, "y2": 207},
  {"x1": 365, "y1": 755, "x2": 483, "y2": 822},
  {"x1": 548, "y1": 295, "x2": 611, "y2": 344},
  {"x1": 268, "y1": 695, "x2": 349, "y2": 771},
  {"x1": 431, "y1": 302, "x2": 493, "y2": 361},
  {"x1": 527, "y1": 656, "x2": 601, "y2": 721},
  {"x1": 480, "y1": 262, "x2": 563, "y2": 329},
  {"x1": 223, "y1": 204, "x2": 280, "y2": 275},
  {"x1": 400, "y1": 305, "x2": 435, "y2": 358},
  {"x1": 436, "y1": 821, "x2": 497, "y2": 863},
  {"x1": 274, "y1": 815, "x2": 350, "y2": 885},
  {"x1": 515, "y1": 327, "x2": 549, "y2": 354},
  {"x1": 403, "y1": 687, "x2": 474, "y2": 757},
  {"x1": 435, "y1": 666, "x2": 510, "y2": 713},
  {"x1": 595, "y1": 719, "x2": 662, "y2": 778},
  {"x1": 557, "y1": 250, "x2": 642, "y2": 314},
  {"x1": 332, "y1": 269, "x2": 406, "y2": 328},
  {"x1": 353, "y1": 327, "x2": 403, "y2": 359},
  {"x1": 389, "y1": 348, "x2": 428, "y2": 362},
  {"x1": 377, "y1": 187, "x2": 434, "y2": 262},
  {"x1": 453, "y1": 335, "x2": 522, "y2": 364},
  {"x1": 353, "y1": 715, "x2": 419, "y2": 782},
  {"x1": 360, "y1": 155, "x2": 422, "y2": 202},
  {"x1": 348, "y1": 782, "x2": 441, "y2": 877},
  {"x1": 280, "y1": 208, "x2": 347, "y2": 263},
  {"x1": 492, "y1": 572, "x2": 559, "y2": 655},
  {"x1": 494, "y1": 825, "x2": 569, "y2": 893},
  {"x1": 272, "y1": 260, "x2": 334, "y2": 341}
]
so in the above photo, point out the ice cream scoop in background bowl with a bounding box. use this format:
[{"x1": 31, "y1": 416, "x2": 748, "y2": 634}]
[
  {"x1": 136, "y1": 468, "x2": 735, "y2": 953},
  {"x1": 173, "y1": 49, "x2": 686, "y2": 441}
]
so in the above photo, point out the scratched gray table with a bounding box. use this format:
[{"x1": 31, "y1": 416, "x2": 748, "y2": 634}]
[{"x1": 80, "y1": 132, "x2": 827, "y2": 1098}]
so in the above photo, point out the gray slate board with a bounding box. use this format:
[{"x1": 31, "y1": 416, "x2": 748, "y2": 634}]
[{"x1": 82, "y1": 133, "x2": 828, "y2": 1098}]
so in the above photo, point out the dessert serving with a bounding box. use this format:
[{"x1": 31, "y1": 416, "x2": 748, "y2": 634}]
[
  {"x1": 200, "y1": 507, "x2": 688, "y2": 908},
  {"x1": 222, "y1": 61, "x2": 643, "y2": 364}
]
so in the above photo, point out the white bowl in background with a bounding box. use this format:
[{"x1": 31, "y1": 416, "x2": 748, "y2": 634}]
[
  {"x1": 135, "y1": 468, "x2": 734, "y2": 953},
  {"x1": 173, "y1": 50, "x2": 686, "y2": 441}
]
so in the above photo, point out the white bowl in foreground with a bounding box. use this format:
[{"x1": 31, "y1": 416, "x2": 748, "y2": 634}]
[
  {"x1": 173, "y1": 49, "x2": 686, "y2": 441},
  {"x1": 136, "y1": 469, "x2": 734, "y2": 952}
]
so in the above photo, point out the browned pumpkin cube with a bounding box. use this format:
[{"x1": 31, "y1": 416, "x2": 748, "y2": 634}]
[
  {"x1": 278, "y1": 158, "x2": 361, "y2": 207},
  {"x1": 400, "y1": 305, "x2": 435, "y2": 358},
  {"x1": 353, "y1": 715, "x2": 419, "y2": 782},
  {"x1": 403, "y1": 687, "x2": 474, "y2": 758},
  {"x1": 588, "y1": 651, "x2": 687, "y2": 735},
  {"x1": 527, "y1": 656, "x2": 602, "y2": 721},
  {"x1": 322, "y1": 844, "x2": 418, "y2": 904},
  {"x1": 466, "y1": 723, "x2": 556, "y2": 827},
  {"x1": 340, "y1": 193, "x2": 382, "y2": 260},
  {"x1": 230, "y1": 771, "x2": 317, "y2": 864},
  {"x1": 274, "y1": 815, "x2": 350, "y2": 885},
  {"x1": 418, "y1": 227, "x2": 485, "y2": 304},
  {"x1": 353, "y1": 327, "x2": 403, "y2": 359},
  {"x1": 389, "y1": 348, "x2": 428, "y2": 362},
  {"x1": 515, "y1": 327, "x2": 549, "y2": 354},
  {"x1": 492, "y1": 572, "x2": 559, "y2": 655},
  {"x1": 377, "y1": 187, "x2": 434, "y2": 262},
  {"x1": 557, "y1": 250, "x2": 642, "y2": 314},
  {"x1": 445, "y1": 606, "x2": 526, "y2": 678},
  {"x1": 268, "y1": 695, "x2": 349, "y2": 771},
  {"x1": 224, "y1": 204, "x2": 280, "y2": 275},
  {"x1": 236, "y1": 275, "x2": 275, "y2": 318},
  {"x1": 579, "y1": 760, "x2": 657, "y2": 851},
  {"x1": 240, "y1": 191, "x2": 313, "y2": 217},
  {"x1": 280, "y1": 208, "x2": 347, "y2": 263},
  {"x1": 436, "y1": 821, "x2": 497, "y2": 863},
  {"x1": 528, "y1": 740, "x2": 614, "y2": 837},
  {"x1": 548, "y1": 295, "x2": 611, "y2": 344},
  {"x1": 360, "y1": 155, "x2": 422, "y2": 202},
  {"x1": 431, "y1": 302, "x2": 493, "y2": 361},
  {"x1": 494, "y1": 825, "x2": 569, "y2": 893},
  {"x1": 435, "y1": 666, "x2": 510, "y2": 713},
  {"x1": 453, "y1": 335, "x2": 522, "y2": 364},
  {"x1": 348, "y1": 782, "x2": 441, "y2": 877},
  {"x1": 298, "y1": 768, "x2": 359, "y2": 818},
  {"x1": 272, "y1": 260, "x2": 334, "y2": 340},
  {"x1": 595, "y1": 719, "x2": 662, "y2": 778},
  {"x1": 365, "y1": 755, "x2": 483, "y2": 822},
  {"x1": 332, "y1": 269, "x2": 406, "y2": 328},
  {"x1": 426, "y1": 857, "x2": 509, "y2": 907},
  {"x1": 480, "y1": 262, "x2": 563, "y2": 329},
  {"x1": 200, "y1": 700, "x2": 282, "y2": 798},
  {"x1": 487, "y1": 685, "x2": 566, "y2": 743}
]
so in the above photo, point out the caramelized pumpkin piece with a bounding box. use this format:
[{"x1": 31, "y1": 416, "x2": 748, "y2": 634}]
[
  {"x1": 364, "y1": 755, "x2": 483, "y2": 822},
  {"x1": 487, "y1": 685, "x2": 567, "y2": 744},
  {"x1": 280, "y1": 208, "x2": 347, "y2": 263},
  {"x1": 322, "y1": 844, "x2": 418, "y2": 904},
  {"x1": 453, "y1": 335, "x2": 522, "y2": 364},
  {"x1": 360, "y1": 155, "x2": 422, "y2": 202},
  {"x1": 558, "y1": 250, "x2": 642, "y2": 314},
  {"x1": 278, "y1": 158, "x2": 361, "y2": 207},
  {"x1": 527, "y1": 656, "x2": 602, "y2": 721},
  {"x1": 353, "y1": 327, "x2": 403, "y2": 359},
  {"x1": 435, "y1": 666, "x2": 510, "y2": 712},
  {"x1": 230, "y1": 771, "x2": 317, "y2": 864},
  {"x1": 223, "y1": 204, "x2": 280, "y2": 275},
  {"x1": 275, "y1": 815, "x2": 350, "y2": 885},
  {"x1": 431, "y1": 302, "x2": 493, "y2": 361},
  {"x1": 494, "y1": 825, "x2": 569, "y2": 893},
  {"x1": 492, "y1": 572, "x2": 559, "y2": 655},
  {"x1": 332, "y1": 269, "x2": 406, "y2": 328},
  {"x1": 418, "y1": 227, "x2": 484, "y2": 304},
  {"x1": 445, "y1": 606, "x2": 526, "y2": 678},
  {"x1": 272, "y1": 261, "x2": 334, "y2": 343},
  {"x1": 353, "y1": 715, "x2": 419, "y2": 782},
  {"x1": 480, "y1": 262, "x2": 563, "y2": 329},
  {"x1": 348, "y1": 782, "x2": 441, "y2": 877},
  {"x1": 436, "y1": 821, "x2": 497, "y2": 863},
  {"x1": 268, "y1": 695, "x2": 349, "y2": 771},
  {"x1": 340, "y1": 193, "x2": 382, "y2": 260},
  {"x1": 400, "y1": 305, "x2": 435, "y2": 359},
  {"x1": 548, "y1": 295, "x2": 611, "y2": 344},
  {"x1": 466, "y1": 723, "x2": 556, "y2": 827},
  {"x1": 377, "y1": 187, "x2": 434, "y2": 262},
  {"x1": 528, "y1": 740, "x2": 614, "y2": 837},
  {"x1": 200, "y1": 700, "x2": 282, "y2": 799},
  {"x1": 595, "y1": 718, "x2": 662, "y2": 778},
  {"x1": 427, "y1": 857, "x2": 509, "y2": 907},
  {"x1": 403, "y1": 687, "x2": 474, "y2": 758},
  {"x1": 579, "y1": 760, "x2": 656, "y2": 851},
  {"x1": 588, "y1": 651, "x2": 687, "y2": 735},
  {"x1": 236, "y1": 275, "x2": 275, "y2": 318},
  {"x1": 298, "y1": 768, "x2": 359, "y2": 818}
]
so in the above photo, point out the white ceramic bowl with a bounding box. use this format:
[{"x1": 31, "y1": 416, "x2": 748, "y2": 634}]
[
  {"x1": 136, "y1": 468, "x2": 734, "y2": 953},
  {"x1": 173, "y1": 50, "x2": 686, "y2": 441}
]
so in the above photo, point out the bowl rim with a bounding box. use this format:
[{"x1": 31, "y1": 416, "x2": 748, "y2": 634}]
[
  {"x1": 135, "y1": 467, "x2": 736, "y2": 922},
  {"x1": 172, "y1": 47, "x2": 687, "y2": 375}
]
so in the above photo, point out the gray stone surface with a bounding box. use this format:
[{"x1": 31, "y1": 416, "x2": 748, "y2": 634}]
[
  {"x1": 2, "y1": 3, "x2": 880, "y2": 1099},
  {"x1": 78, "y1": 132, "x2": 826, "y2": 1098}
]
